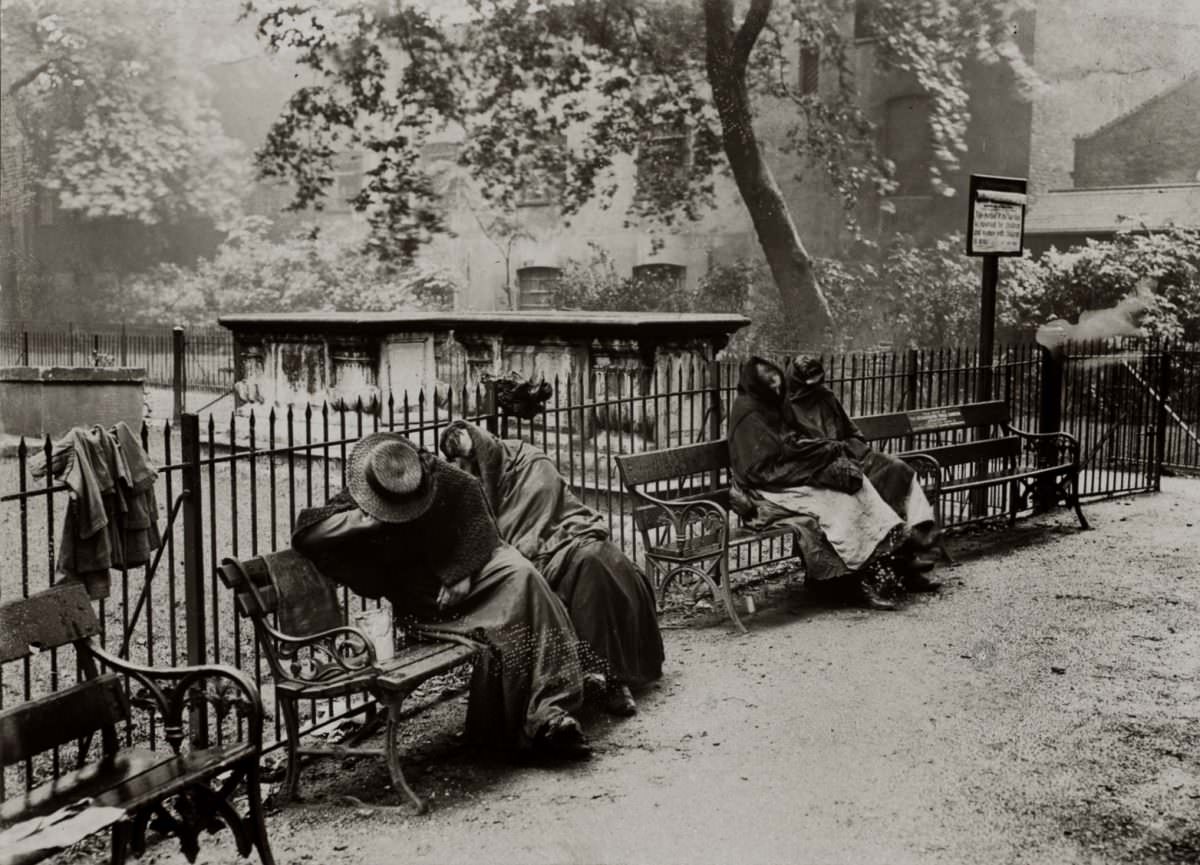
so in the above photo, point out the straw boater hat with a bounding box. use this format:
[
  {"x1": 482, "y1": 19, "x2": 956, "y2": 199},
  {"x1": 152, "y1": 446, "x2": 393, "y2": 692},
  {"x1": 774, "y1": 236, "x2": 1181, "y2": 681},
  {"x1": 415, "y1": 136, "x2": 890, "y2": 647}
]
[{"x1": 347, "y1": 432, "x2": 437, "y2": 523}]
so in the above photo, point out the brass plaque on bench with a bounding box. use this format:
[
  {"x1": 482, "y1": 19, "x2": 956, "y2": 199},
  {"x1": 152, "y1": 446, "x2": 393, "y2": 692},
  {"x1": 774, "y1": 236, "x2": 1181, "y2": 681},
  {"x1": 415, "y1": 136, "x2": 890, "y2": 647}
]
[{"x1": 907, "y1": 406, "x2": 966, "y2": 433}]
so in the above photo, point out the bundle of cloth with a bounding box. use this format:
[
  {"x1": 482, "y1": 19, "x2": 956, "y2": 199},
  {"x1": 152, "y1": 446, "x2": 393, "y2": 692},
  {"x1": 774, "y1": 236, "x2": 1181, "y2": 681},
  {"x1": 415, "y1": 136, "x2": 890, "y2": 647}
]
[
  {"x1": 33, "y1": 422, "x2": 161, "y2": 600},
  {"x1": 727, "y1": 356, "x2": 941, "y2": 610},
  {"x1": 439, "y1": 420, "x2": 664, "y2": 717},
  {"x1": 292, "y1": 432, "x2": 593, "y2": 761}
]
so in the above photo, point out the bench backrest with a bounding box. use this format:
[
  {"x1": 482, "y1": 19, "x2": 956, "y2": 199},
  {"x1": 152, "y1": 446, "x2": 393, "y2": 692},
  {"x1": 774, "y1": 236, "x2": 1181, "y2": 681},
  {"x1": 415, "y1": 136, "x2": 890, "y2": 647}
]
[
  {"x1": 0, "y1": 582, "x2": 128, "y2": 768},
  {"x1": 217, "y1": 553, "x2": 343, "y2": 635},
  {"x1": 615, "y1": 441, "x2": 729, "y2": 488},
  {"x1": 854, "y1": 401, "x2": 1010, "y2": 440}
]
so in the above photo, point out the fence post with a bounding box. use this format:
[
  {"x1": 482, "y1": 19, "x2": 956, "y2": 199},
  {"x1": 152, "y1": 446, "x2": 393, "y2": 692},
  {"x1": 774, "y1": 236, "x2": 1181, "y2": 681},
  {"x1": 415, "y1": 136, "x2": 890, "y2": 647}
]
[
  {"x1": 1035, "y1": 346, "x2": 1065, "y2": 510},
  {"x1": 1154, "y1": 348, "x2": 1172, "y2": 492},
  {"x1": 67, "y1": 321, "x2": 75, "y2": 365},
  {"x1": 119, "y1": 322, "x2": 128, "y2": 366},
  {"x1": 92, "y1": 333, "x2": 100, "y2": 365},
  {"x1": 483, "y1": 378, "x2": 499, "y2": 436},
  {"x1": 21, "y1": 329, "x2": 29, "y2": 365},
  {"x1": 706, "y1": 359, "x2": 724, "y2": 490},
  {"x1": 904, "y1": 348, "x2": 919, "y2": 451},
  {"x1": 172, "y1": 326, "x2": 186, "y2": 420},
  {"x1": 180, "y1": 412, "x2": 209, "y2": 747}
]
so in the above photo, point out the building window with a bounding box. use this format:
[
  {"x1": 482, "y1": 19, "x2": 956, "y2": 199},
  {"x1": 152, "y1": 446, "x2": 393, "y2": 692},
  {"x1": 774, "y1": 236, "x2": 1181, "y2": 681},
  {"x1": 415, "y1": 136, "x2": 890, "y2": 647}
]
[
  {"x1": 329, "y1": 152, "x2": 364, "y2": 213},
  {"x1": 883, "y1": 95, "x2": 933, "y2": 197},
  {"x1": 854, "y1": 0, "x2": 877, "y2": 41},
  {"x1": 636, "y1": 123, "x2": 690, "y2": 201},
  {"x1": 516, "y1": 266, "x2": 561, "y2": 310},
  {"x1": 632, "y1": 263, "x2": 686, "y2": 295},
  {"x1": 799, "y1": 45, "x2": 820, "y2": 95},
  {"x1": 517, "y1": 136, "x2": 566, "y2": 208},
  {"x1": 516, "y1": 172, "x2": 559, "y2": 208}
]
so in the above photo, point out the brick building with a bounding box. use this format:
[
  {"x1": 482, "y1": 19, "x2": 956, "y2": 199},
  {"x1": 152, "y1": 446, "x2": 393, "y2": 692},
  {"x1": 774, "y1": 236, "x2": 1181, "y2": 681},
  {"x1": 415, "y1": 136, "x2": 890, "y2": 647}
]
[{"x1": 1073, "y1": 75, "x2": 1200, "y2": 187}]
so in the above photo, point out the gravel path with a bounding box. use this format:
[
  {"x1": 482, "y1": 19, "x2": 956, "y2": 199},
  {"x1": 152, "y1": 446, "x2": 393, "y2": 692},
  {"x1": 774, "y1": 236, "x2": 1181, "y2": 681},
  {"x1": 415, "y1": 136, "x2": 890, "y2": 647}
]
[{"x1": 52, "y1": 479, "x2": 1200, "y2": 865}]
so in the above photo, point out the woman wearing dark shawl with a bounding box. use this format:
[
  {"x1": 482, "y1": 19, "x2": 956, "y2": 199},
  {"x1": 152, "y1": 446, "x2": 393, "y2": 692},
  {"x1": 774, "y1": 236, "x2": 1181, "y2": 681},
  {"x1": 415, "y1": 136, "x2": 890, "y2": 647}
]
[
  {"x1": 292, "y1": 432, "x2": 591, "y2": 761},
  {"x1": 440, "y1": 421, "x2": 664, "y2": 717},
  {"x1": 784, "y1": 354, "x2": 941, "y2": 589},
  {"x1": 727, "y1": 357, "x2": 913, "y2": 609}
]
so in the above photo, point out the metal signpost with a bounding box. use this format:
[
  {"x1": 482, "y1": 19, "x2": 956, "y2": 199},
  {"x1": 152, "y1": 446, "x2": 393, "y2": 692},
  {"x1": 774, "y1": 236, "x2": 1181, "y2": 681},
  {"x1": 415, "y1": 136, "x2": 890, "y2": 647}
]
[
  {"x1": 966, "y1": 174, "x2": 1027, "y2": 518},
  {"x1": 966, "y1": 173, "x2": 1028, "y2": 402}
]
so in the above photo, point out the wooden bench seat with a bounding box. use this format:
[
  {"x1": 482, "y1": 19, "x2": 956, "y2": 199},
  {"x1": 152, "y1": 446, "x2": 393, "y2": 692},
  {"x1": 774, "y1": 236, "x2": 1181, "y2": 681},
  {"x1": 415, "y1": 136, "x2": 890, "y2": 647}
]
[{"x1": 0, "y1": 583, "x2": 274, "y2": 865}]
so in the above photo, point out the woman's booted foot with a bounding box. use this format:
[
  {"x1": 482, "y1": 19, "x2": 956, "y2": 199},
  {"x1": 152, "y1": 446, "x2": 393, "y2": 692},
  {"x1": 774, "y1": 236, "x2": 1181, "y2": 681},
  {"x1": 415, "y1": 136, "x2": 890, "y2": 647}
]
[
  {"x1": 603, "y1": 683, "x2": 637, "y2": 717},
  {"x1": 533, "y1": 715, "x2": 592, "y2": 762},
  {"x1": 857, "y1": 577, "x2": 898, "y2": 611}
]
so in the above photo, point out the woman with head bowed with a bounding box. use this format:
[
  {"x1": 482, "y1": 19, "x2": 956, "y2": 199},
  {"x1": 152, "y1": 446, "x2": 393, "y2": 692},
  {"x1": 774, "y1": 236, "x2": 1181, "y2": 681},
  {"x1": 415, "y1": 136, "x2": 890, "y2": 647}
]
[
  {"x1": 440, "y1": 421, "x2": 664, "y2": 717},
  {"x1": 728, "y1": 356, "x2": 940, "y2": 609},
  {"x1": 292, "y1": 432, "x2": 591, "y2": 762}
]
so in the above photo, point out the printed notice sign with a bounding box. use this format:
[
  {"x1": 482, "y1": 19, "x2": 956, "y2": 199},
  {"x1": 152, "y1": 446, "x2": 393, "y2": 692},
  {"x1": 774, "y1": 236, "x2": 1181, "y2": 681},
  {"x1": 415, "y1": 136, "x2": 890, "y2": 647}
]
[
  {"x1": 970, "y1": 200, "x2": 1023, "y2": 254},
  {"x1": 966, "y1": 174, "x2": 1028, "y2": 257}
]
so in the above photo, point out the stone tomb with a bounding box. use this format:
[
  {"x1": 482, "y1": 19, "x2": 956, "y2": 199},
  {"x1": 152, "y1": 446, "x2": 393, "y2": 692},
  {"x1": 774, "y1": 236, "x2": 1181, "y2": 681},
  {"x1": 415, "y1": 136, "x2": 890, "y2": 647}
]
[{"x1": 219, "y1": 311, "x2": 748, "y2": 447}]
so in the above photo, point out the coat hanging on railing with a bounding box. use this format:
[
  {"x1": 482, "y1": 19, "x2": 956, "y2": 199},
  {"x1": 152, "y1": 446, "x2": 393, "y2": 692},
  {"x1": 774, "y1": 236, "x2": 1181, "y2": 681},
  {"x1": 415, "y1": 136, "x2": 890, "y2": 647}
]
[
  {"x1": 485, "y1": 371, "x2": 554, "y2": 420},
  {"x1": 32, "y1": 422, "x2": 161, "y2": 600}
]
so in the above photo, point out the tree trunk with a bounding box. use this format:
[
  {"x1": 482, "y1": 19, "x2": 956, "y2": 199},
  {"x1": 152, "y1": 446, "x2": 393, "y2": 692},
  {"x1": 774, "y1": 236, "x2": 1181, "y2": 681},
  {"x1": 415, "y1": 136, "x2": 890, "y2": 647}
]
[{"x1": 703, "y1": 0, "x2": 834, "y2": 349}]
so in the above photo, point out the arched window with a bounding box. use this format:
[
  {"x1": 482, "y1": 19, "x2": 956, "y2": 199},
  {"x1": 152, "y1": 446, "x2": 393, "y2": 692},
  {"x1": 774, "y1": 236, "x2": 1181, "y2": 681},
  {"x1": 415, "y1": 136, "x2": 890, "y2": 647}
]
[
  {"x1": 516, "y1": 266, "x2": 562, "y2": 310},
  {"x1": 883, "y1": 95, "x2": 933, "y2": 197}
]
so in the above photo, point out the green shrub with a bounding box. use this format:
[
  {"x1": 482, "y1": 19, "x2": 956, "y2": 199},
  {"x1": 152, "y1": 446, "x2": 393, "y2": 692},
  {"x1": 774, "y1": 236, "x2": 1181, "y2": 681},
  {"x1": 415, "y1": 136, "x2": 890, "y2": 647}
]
[{"x1": 114, "y1": 217, "x2": 457, "y2": 326}]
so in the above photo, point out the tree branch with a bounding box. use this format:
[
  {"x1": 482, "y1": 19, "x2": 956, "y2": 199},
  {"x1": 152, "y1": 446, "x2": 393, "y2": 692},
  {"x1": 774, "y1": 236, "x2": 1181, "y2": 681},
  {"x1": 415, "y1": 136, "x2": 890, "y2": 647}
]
[
  {"x1": 6, "y1": 61, "x2": 56, "y2": 96},
  {"x1": 732, "y1": 0, "x2": 772, "y2": 72}
]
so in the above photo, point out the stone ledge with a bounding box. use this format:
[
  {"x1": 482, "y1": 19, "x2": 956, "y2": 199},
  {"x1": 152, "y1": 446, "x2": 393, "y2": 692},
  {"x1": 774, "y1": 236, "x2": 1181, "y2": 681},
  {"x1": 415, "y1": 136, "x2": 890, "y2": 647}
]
[{"x1": 0, "y1": 366, "x2": 147, "y2": 383}]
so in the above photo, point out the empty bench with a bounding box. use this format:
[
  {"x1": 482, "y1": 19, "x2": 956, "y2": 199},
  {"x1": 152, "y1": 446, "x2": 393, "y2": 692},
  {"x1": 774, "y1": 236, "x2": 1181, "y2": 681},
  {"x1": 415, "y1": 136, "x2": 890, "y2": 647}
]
[
  {"x1": 217, "y1": 552, "x2": 481, "y2": 813},
  {"x1": 615, "y1": 400, "x2": 1086, "y2": 632},
  {"x1": 0, "y1": 582, "x2": 274, "y2": 865}
]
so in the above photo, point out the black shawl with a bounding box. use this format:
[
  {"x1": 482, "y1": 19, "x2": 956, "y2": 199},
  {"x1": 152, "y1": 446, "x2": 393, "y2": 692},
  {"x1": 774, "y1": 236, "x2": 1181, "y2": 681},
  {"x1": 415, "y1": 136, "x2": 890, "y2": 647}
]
[
  {"x1": 291, "y1": 452, "x2": 502, "y2": 618},
  {"x1": 784, "y1": 358, "x2": 865, "y2": 445},
  {"x1": 727, "y1": 357, "x2": 842, "y2": 491}
]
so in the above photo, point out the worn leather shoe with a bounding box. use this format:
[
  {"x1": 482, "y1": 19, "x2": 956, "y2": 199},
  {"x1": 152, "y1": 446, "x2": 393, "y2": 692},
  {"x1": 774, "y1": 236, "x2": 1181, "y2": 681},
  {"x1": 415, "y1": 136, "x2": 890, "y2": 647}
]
[
  {"x1": 857, "y1": 580, "x2": 898, "y2": 611},
  {"x1": 603, "y1": 683, "x2": 637, "y2": 717},
  {"x1": 534, "y1": 715, "x2": 592, "y2": 761}
]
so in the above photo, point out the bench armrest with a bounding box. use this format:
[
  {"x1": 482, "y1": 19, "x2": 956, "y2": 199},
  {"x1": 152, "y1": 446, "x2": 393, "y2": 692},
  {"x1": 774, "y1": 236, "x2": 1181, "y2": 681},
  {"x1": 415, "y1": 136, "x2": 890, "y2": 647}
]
[
  {"x1": 89, "y1": 643, "x2": 265, "y2": 752},
  {"x1": 1004, "y1": 425, "x2": 1081, "y2": 466},
  {"x1": 255, "y1": 621, "x2": 379, "y2": 688},
  {"x1": 628, "y1": 487, "x2": 731, "y2": 553},
  {"x1": 902, "y1": 452, "x2": 942, "y2": 496}
]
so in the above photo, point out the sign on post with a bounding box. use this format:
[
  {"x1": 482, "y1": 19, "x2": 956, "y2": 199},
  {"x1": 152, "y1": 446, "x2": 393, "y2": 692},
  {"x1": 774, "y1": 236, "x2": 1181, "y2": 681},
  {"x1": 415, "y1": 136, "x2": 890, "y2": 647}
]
[{"x1": 966, "y1": 174, "x2": 1027, "y2": 257}]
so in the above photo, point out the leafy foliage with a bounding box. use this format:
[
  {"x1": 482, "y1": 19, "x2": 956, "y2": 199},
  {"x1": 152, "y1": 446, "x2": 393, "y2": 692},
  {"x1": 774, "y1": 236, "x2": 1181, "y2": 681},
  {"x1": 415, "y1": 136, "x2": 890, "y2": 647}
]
[
  {"x1": 1, "y1": 0, "x2": 247, "y2": 227},
  {"x1": 113, "y1": 217, "x2": 456, "y2": 326},
  {"x1": 244, "y1": 0, "x2": 1029, "y2": 299},
  {"x1": 553, "y1": 227, "x2": 1200, "y2": 351}
]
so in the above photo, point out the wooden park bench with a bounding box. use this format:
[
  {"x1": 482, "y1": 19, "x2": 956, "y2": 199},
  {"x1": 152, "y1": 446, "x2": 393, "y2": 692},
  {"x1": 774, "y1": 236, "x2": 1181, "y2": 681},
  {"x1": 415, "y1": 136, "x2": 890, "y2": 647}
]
[
  {"x1": 0, "y1": 582, "x2": 274, "y2": 865},
  {"x1": 217, "y1": 552, "x2": 481, "y2": 814},
  {"x1": 615, "y1": 400, "x2": 1087, "y2": 633}
]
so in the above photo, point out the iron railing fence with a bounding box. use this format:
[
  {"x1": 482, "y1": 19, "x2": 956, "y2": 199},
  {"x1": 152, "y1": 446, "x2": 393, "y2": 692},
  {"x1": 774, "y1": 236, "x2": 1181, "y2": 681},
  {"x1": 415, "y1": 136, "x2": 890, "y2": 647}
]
[
  {"x1": 0, "y1": 321, "x2": 234, "y2": 393},
  {"x1": 0, "y1": 340, "x2": 1182, "y2": 802}
]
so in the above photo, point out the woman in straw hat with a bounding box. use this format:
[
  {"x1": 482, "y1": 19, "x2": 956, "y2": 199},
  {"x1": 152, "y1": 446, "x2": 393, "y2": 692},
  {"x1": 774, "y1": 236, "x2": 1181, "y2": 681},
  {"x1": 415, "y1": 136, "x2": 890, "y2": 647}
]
[
  {"x1": 292, "y1": 432, "x2": 590, "y2": 760},
  {"x1": 440, "y1": 421, "x2": 664, "y2": 717}
]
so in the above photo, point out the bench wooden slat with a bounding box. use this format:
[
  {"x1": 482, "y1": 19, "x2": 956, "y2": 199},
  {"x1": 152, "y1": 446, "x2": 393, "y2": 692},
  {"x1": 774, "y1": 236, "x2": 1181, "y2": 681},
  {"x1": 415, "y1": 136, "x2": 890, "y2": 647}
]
[
  {"x1": 912, "y1": 436, "x2": 1021, "y2": 468},
  {"x1": 0, "y1": 673, "x2": 129, "y2": 767},
  {"x1": 615, "y1": 441, "x2": 728, "y2": 487},
  {"x1": 942, "y1": 462, "x2": 1074, "y2": 493},
  {"x1": 375, "y1": 644, "x2": 478, "y2": 693},
  {"x1": 855, "y1": 401, "x2": 1008, "y2": 440},
  {"x1": 0, "y1": 582, "x2": 99, "y2": 663},
  {"x1": 0, "y1": 743, "x2": 253, "y2": 825}
]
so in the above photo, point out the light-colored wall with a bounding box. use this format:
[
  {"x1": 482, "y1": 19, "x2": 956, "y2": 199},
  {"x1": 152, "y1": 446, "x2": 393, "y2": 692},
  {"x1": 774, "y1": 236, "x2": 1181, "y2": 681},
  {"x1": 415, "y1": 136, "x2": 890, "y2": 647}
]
[{"x1": 1028, "y1": 0, "x2": 1200, "y2": 196}]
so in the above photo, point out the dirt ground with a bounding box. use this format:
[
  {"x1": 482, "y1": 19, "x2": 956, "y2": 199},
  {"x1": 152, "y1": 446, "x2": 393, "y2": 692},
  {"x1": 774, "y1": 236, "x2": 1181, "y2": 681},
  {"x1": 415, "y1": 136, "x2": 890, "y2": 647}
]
[{"x1": 45, "y1": 477, "x2": 1200, "y2": 865}]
